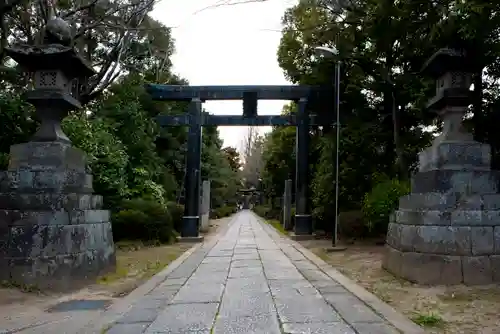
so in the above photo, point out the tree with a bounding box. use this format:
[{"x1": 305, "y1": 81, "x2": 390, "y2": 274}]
[
  {"x1": 268, "y1": 0, "x2": 441, "y2": 230},
  {"x1": 222, "y1": 146, "x2": 242, "y2": 173},
  {"x1": 1, "y1": 0, "x2": 172, "y2": 104},
  {"x1": 241, "y1": 126, "x2": 265, "y2": 188}
]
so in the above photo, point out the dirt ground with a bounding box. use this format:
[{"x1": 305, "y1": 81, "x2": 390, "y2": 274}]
[
  {"x1": 0, "y1": 216, "x2": 233, "y2": 308},
  {"x1": 299, "y1": 238, "x2": 500, "y2": 334}
]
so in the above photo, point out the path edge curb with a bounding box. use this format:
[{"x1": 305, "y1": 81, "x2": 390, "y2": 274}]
[
  {"x1": 250, "y1": 211, "x2": 424, "y2": 334},
  {"x1": 76, "y1": 242, "x2": 202, "y2": 334},
  {"x1": 75, "y1": 213, "x2": 243, "y2": 334}
]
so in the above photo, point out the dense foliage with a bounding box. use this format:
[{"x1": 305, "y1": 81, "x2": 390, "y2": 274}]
[
  {"x1": 0, "y1": 1, "x2": 241, "y2": 242},
  {"x1": 260, "y1": 0, "x2": 500, "y2": 236}
]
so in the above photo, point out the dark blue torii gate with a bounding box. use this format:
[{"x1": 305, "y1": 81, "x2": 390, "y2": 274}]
[{"x1": 146, "y1": 84, "x2": 326, "y2": 239}]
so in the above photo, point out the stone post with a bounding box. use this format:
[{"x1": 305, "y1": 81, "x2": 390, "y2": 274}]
[
  {"x1": 293, "y1": 98, "x2": 313, "y2": 239},
  {"x1": 283, "y1": 179, "x2": 293, "y2": 230},
  {"x1": 180, "y1": 99, "x2": 204, "y2": 241},
  {"x1": 200, "y1": 180, "x2": 211, "y2": 232},
  {"x1": 0, "y1": 22, "x2": 115, "y2": 290},
  {"x1": 382, "y1": 48, "x2": 500, "y2": 285}
]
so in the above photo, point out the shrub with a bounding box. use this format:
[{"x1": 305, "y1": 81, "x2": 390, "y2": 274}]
[
  {"x1": 111, "y1": 198, "x2": 175, "y2": 243},
  {"x1": 253, "y1": 205, "x2": 281, "y2": 220},
  {"x1": 211, "y1": 205, "x2": 237, "y2": 219},
  {"x1": 166, "y1": 201, "x2": 184, "y2": 233},
  {"x1": 253, "y1": 205, "x2": 271, "y2": 218},
  {"x1": 362, "y1": 178, "x2": 410, "y2": 235},
  {"x1": 338, "y1": 210, "x2": 365, "y2": 238}
]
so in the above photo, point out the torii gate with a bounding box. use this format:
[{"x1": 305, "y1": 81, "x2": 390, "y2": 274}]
[{"x1": 146, "y1": 84, "x2": 328, "y2": 241}]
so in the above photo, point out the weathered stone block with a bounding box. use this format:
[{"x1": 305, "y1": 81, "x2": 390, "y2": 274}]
[
  {"x1": 381, "y1": 245, "x2": 402, "y2": 274},
  {"x1": 69, "y1": 209, "x2": 110, "y2": 224},
  {"x1": 399, "y1": 192, "x2": 459, "y2": 210},
  {"x1": 398, "y1": 224, "x2": 418, "y2": 251},
  {"x1": 411, "y1": 170, "x2": 499, "y2": 194},
  {"x1": 471, "y1": 227, "x2": 494, "y2": 255},
  {"x1": 0, "y1": 193, "x2": 103, "y2": 210},
  {"x1": 490, "y1": 255, "x2": 500, "y2": 282},
  {"x1": 494, "y1": 227, "x2": 500, "y2": 254},
  {"x1": 400, "y1": 252, "x2": 463, "y2": 285},
  {"x1": 395, "y1": 210, "x2": 451, "y2": 226},
  {"x1": 418, "y1": 141, "x2": 491, "y2": 172},
  {"x1": 6, "y1": 222, "x2": 112, "y2": 258},
  {"x1": 3, "y1": 170, "x2": 93, "y2": 193},
  {"x1": 482, "y1": 194, "x2": 500, "y2": 210},
  {"x1": 451, "y1": 210, "x2": 497, "y2": 226},
  {"x1": 462, "y1": 256, "x2": 493, "y2": 285},
  {"x1": 413, "y1": 225, "x2": 471, "y2": 255},
  {"x1": 7, "y1": 245, "x2": 115, "y2": 290},
  {"x1": 9, "y1": 142, "x2": 87, "y2": 172},
  {"x1": 385, "y1": 223, "x2": 401, "y2": 249}
]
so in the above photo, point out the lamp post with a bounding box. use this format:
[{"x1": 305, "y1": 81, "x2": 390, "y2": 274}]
[{"x1": 314, "y1": 45, "x2": 345, "y2": 251}]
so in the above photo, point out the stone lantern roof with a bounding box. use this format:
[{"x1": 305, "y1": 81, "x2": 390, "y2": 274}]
[
  {"x1": 5, "y1": 44, "x2": 95, "y2": 80},
  {"x1": 421, "y1": 48, "x2": 474, "y2": 78},
  {"x1": 421, "y1": 48, "x2": 475, "y2": 111}
]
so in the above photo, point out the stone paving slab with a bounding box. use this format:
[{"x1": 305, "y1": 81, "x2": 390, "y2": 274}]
[
  {"x1": 145, "y1": 303, "x2": 218, "y2": 333},
  {"x1": 73, "y1": 210, "x2": 423, "y2": 334}
]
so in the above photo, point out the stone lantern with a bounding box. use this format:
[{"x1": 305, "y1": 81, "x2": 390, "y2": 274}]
[
  {"x1": 382, "y1": 48, "x2": 500, "y2": 285},
  {"x1": 6, "y1": 44, "x2": 94, "y2": 143},
  {"x1": 0, "y1": 20, "x2": 116, "y2": 290}
]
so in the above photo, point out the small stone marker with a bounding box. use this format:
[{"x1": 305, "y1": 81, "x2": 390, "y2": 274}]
[
  {"x1": 283, "y1": 179, "x2": 293, "y2": 230},
  {"x1": 200, "y1": 180, "x2": 211, "y2": 232}
]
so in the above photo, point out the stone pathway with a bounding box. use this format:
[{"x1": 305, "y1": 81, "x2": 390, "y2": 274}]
[{"x1": 101, "y1": 210, "x2": 410, "y2": 334}]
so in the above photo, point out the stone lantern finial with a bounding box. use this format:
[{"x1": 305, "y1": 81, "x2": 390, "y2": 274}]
[{"x1": 44, "y1": 0, "x2": 73, "y2": 47}]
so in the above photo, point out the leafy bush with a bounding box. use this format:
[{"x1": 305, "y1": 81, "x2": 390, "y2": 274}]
[
  {"x1": 0, "y1": 153, "x2": 8, "y2": 170},
  {"x1": 253, "y1": 205, "x2": 271, "y2": 218},
  {"x1": 63, "y1": 115, "x2": 129, "y2": 209},
  {"x1": 362, "y1": 178, "x2": 410, "y2": 235},
  {"x1": 253, "y1": 205, "x2": 281, "y2": 220},
  {"x1": 338, "y1": 210, "x2": 365, "y2": 238},
  {"x1": 111, "y1": 198, "x2": 175, "y2": 243},
  {"x1": 210, "y1": 205, "x2": 237, "y2": 219},
  {"x1": 166, "y1": 201, "x2": 184, "y2": 233}
]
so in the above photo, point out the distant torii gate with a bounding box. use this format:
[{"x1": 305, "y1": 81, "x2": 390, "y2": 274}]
[{"x1": 146, "y1": 84, "x2": 326, "y2": 240}]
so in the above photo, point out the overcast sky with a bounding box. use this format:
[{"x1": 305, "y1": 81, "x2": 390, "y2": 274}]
[{"x1": 151, "y1": 0, "x2": 297, "y2": 152}]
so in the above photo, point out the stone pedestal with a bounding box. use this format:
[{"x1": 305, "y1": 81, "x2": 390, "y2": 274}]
[
  {"x1": 383, "y1": 140, "x2": 500, "y2": 285},
  {"x1": 0, "y1": 142, "x2": 116, "y2": 290},
  {"x1": 200, "y1": 180, "x2": 210, "y2": 232}
]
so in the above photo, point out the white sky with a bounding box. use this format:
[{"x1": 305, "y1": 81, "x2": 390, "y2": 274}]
[{"x1": 151, "y1": 0, "x2": 297, "y2": 152}]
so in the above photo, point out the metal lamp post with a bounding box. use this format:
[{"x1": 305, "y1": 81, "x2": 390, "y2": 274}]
[{"x1": 314, "y1": 46, "x2": 345, "y2": 251}]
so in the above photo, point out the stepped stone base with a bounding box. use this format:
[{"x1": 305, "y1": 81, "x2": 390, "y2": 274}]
[
  {"x1": 382, "y1": 245, "x2": 500, "y2": 285},
  {"x1": 0, "y1": 142, "x2": 115, "y2": 290},
  {"x1": 383, "y1": 140, "x2": 500, "y2": 285}
]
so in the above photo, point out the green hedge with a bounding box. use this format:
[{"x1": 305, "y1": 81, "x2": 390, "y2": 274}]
[
  {"x1": 253, "y1": 205, "x2": 283, "y2": 221},
  {"x1": 210, "y1": 205, "x2": 237, "y2": 219},
  {"x1": 362, "y1": 178, "x2": 410, "y2": 235},
  {"x1": 111, "y1": 198, "x2": 182, "y2": 243},
  {"x1": 166, "y1": 201, "x2": 184, "y2": 233}
]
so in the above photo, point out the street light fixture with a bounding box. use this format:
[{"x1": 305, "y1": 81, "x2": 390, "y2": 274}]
[{"x1": 314, "y1": 45, "x2": 345, "y2": 251}]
